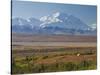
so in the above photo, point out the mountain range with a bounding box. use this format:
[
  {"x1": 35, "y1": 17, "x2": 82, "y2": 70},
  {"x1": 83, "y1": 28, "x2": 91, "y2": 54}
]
[{"x1": 12, "y1": 12, "x2": 97, "y2": 35}]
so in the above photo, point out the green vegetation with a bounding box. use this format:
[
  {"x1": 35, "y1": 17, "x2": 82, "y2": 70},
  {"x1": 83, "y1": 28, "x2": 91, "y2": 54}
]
[
  {"x1": 12, "y1": 55, "x2": 97, "y2": 74},
  {"x1": 12, "y1": 46, "x2": 97, "y2": 74}
]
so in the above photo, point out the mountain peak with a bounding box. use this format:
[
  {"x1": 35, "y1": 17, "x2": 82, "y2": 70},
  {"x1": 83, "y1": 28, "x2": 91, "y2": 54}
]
[
  {"x1": 12, "y1": 17, "x2": 29, "y2": 26},
  {"x1": 12, "y1": 12, "x2": 96, "y2": 35},
  {"x1": 39, "y1": 12, "x2": 63, "y2": 28},
  {"x1": 52, "y1": 12, "x2": 60, "y2": 18}
]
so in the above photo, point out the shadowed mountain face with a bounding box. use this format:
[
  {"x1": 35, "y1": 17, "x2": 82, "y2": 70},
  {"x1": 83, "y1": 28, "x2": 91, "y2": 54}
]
[{"x1": 12, "y1": 12, "x2": 96, "y2": 35}]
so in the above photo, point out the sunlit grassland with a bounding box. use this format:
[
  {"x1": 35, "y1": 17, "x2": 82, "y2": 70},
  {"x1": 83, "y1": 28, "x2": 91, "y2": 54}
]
[{"x1": 12, "y1": 46, "x2": 97, "y2": 74}]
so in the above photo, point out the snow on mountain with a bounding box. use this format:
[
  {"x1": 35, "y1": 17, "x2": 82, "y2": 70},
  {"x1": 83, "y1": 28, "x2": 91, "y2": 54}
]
[
  {"x1": 39, "y1": 12, "x2": 89, "y2": 31},
  {"x1": 89, "y1": 23, "x2": 97, "y2": 31},
  {"x1": 40, "y1": 12, "x2": 62, "y2": 28},
  {"x1": 12, "y1": 17, "x2": 29, "y2": 26},
  {"x1": 12, "y1": 12, "x2": 96, "y2": 35},
  {"x1": 52, "y1": 12, "x2": 60, "y2": 17},
  {"x1": 12, "y1": 17, "x2": 41, "y2": 33},
  {"x1": 28, "y1": 17, "x2": 42, "y2": 28}
]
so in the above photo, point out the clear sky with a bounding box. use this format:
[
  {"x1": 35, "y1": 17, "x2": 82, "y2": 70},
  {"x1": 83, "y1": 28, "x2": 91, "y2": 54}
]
[{"x1": 12, "y1": 0, "x2": 97, "y2": 26}]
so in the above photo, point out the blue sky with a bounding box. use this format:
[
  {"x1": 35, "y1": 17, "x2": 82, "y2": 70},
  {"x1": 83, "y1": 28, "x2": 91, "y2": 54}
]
[{"x1": 12, "y1": 0, "x2": 97, "y2": 26}]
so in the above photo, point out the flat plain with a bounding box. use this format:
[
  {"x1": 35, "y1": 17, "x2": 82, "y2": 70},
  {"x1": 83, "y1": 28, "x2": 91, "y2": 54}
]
[{"x1": 12, "y1": 33, "x2": 97, "y2": 74}]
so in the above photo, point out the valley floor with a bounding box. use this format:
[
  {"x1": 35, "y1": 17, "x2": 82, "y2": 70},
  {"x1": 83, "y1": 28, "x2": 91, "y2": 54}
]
[
  {"x1": 12, "y1": 45, "x2": 97, "y2": 74},
  {"x1": 11, "y1": 34, "x2": 97, "y2": 74}
]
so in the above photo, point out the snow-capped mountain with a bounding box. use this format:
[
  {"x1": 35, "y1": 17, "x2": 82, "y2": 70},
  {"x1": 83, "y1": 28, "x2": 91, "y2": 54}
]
[
  {"x1": 12, "y1": 12, "x2": 96, "y2": 35},
  {"x1": 12, "y1": 17, "x2": 29, "y2": 26},
  {"x1": 88, "y1": 23, "x2": 97, "y2": 31},
  {"x1": 12, "y1": 17, "x2": 41, "y2": 33},
  {"x1": 40, "y1": 12, "x2": 89, "y2": 30},
  {"x1": 28, "y1": 17, "x2": 42, "y2": 28},
  {"x1": 40, "y1": 12, "x2": 63, "y2": 28}
]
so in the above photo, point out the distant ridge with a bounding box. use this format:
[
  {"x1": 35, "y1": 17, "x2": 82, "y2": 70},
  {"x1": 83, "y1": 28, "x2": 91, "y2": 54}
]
[{"x1": 12, "y1": 12, "x2": 97, "y2": 35}]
